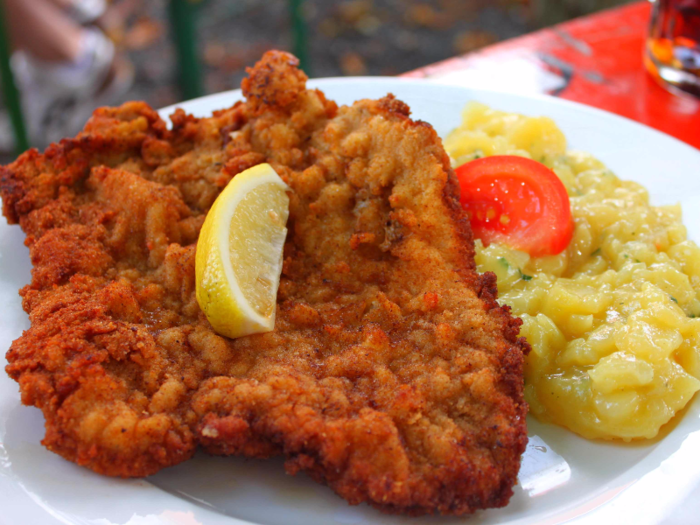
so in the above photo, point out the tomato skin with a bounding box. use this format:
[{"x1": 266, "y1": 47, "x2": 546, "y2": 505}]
[{"x1": 455, "y1": 156, "x2": 574, "y2": 257}]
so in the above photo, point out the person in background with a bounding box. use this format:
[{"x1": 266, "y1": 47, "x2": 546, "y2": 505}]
[{"x1": 4, "y1": 0, "x2": 133, "y2": 149}]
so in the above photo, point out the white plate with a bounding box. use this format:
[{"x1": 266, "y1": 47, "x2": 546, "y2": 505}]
[{"x1": 2, "y1": 78, "x2": 700, "y2": 525}]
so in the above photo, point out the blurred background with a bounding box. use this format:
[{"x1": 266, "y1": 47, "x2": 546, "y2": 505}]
[
  {"x1": 0, "y1": 0, "x2": 636, "y2": 156},
  {"x1": 103, "y1": 0, "x2": 635, "y2": 105}
]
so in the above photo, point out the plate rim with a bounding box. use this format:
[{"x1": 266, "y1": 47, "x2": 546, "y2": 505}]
[{"x1": 158, "y1": 76, "x2": 700, "y2": 157}]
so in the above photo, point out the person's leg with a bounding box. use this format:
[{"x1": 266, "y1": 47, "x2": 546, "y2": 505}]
[
  {"x1": 43, "y1": 0, "x2": 77, "y2": 9},
  {"x1": 45, "y1": 0, "x2": 107, "y2": 25},
  {"x1": 4, "y1": 0, "x2": 83, "y2": 62},
  {"x1": 5, "y1": 0, "x2": 134, "y2": 148}
]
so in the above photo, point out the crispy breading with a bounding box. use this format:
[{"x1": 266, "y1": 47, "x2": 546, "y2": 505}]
[{"x1": 1, "y1": 51, "x2": 529, "y2": 516}]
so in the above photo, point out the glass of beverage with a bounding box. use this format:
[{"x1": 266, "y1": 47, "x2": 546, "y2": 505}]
[{"x1": 645, "y1": 0, "x2": 700, "y2": 97}]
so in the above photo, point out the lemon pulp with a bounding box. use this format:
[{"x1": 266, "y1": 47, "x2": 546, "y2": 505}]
[{"x1": 229, "y1": 183, "x2": 288, "y2": 318}]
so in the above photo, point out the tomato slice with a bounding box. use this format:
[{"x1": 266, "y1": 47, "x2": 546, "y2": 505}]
[{"x1": 455, "y1": 155, "x2": 574, "y2": 257}]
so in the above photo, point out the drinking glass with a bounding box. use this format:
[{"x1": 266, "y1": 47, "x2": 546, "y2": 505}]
[{"x1": 645, "y1": 0, "x2": 700, "y2": 97}]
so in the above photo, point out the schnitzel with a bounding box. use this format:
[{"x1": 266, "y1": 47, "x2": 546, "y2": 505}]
[
  {"x1": 2, "y1": 50, "x2": 529, "y2": 516},
  {"x1": 1, "y1": 51, "x2": 529, "y2": 516}
]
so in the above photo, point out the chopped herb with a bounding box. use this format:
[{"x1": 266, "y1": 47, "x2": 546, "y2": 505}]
[
  {"x1": 670, "y1": 296, "x2": 678, "y2": 304},
  {"x1": 690, "y1": 314, "x2": 696, "y2": 319},
  {"x1": 498, "y1": 257, "x2": 510, "y2": 268},
  {"x1": 592, "y1": 248, "x2": 601, "y2": 256},
  {"x1": 514, "y1": 267, "x2": 534, "y2": 281},
  {"x1": 623, "y1": 254, "x2": 629, "y2": 258},
  {"x1": 634, "y1": 258, "x2": 641, "y2": 263}
]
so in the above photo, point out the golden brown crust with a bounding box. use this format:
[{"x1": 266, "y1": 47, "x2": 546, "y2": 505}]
[
  {"x1": 241, "y1": 50, "x2": 308, "y2": 115},
  {"x1": 2, "y1": 51, "x2": 528, "y2": 515}
]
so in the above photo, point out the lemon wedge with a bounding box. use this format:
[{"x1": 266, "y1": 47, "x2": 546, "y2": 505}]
[{"x1": 195, "y1": 163, "x2": 289, "y2": 339}]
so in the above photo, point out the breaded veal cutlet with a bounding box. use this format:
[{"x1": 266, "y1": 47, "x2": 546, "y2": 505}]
[{"x1": 1, "y1": 51, "x2": 529, "y2": 516}]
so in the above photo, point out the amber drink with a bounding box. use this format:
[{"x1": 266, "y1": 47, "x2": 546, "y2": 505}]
[{"x1": 645, "y1": 0, "x2": 700, "y2": 97}]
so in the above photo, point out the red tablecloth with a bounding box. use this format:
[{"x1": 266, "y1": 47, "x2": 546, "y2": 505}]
[{"x1": 404, "y1": 1, "x2": 700, "y2": 151}]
